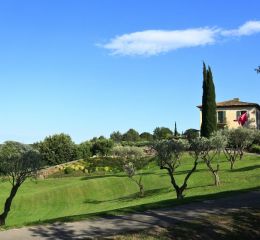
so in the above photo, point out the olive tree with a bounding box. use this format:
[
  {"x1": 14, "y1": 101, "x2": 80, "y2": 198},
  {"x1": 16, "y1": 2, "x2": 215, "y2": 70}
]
[
  {"x1": 123, "y1": 162, "x2": 145, "y2": 197},
  {"x1": 224, "y1": 128, "x2": 254, "y2": 169},
  {"x1": 0, "y1": 141, "x2": 42, "y2": 225},
  {"x1": 153, "y1": 139, "x2": 198, "y2": 200},
  {"x1": 209, "y1": 131, "x2": 227, "y2": 185},
  {"x1": 112, "y1": 146, "x2": 147, "y2": 197},
  {"x1": 195, "y1": 133, "x2": 227, "y2": 186}
]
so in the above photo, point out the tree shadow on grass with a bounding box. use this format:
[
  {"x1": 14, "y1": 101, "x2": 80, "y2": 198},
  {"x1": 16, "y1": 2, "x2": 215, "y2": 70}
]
[
  {"x1": 28, "y1": 207, "x2": 260, "y2": 240},
  {"x1": 80, "y1": 174, "x2": 125, "y2": 181},
  {"x1": 118, "y1": 208, "x2": 260, "y2": 240},
  {"x1": 231, "y1": 164, "x2": 260, "y2": 172},
  {"x1": 80, "y1": 172, "x2": 155, "y2": 181},
  {"x1": 83, "y1": 187, "x2": 171, "y2": 205},
  {"x1": 154, "y1": 168, "x2": 208, "y2": 178},
  {"x1": 187, "y1": 183, "x2": 214, "y2": 190},
  {"x1": 162, "y1": 208, "x2": 260, "y2": 240},
  {"x1": 173, "y1": 168, "x2": 208, "y2": 176},
  {"x1": 24, "y1": 186, "x2": 260, "y2": 230},
  {"x1": 29, "y1": 222, "x2": 80, "y2": 240}
]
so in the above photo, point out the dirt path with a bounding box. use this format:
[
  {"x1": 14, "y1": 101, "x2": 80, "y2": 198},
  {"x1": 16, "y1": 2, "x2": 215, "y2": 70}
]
[{"x1": 0, "y1": 190, "x2": 259, "y2": 240}]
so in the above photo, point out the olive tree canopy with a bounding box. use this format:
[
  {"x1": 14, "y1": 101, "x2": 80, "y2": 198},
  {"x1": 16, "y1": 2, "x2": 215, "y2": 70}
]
[{"x1": 0, "y1": 141, "x2": 42, "y2": 225}]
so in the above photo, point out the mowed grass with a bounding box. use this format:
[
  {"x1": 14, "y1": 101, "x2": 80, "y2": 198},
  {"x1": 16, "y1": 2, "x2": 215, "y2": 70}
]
[{"x1": 0, "y1": 154, "x2": 259, "y2": 228}]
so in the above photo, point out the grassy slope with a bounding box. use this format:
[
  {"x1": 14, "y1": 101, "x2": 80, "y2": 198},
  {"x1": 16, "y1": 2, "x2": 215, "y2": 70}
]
[{"x1": 0, "y1": 154, "x2": 259, "y2": 228}]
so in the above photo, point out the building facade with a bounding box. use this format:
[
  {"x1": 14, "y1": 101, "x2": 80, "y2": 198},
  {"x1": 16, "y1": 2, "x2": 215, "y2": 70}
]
[{"x1": 198, "y1": 98, "x2": 260, "y2": 130}]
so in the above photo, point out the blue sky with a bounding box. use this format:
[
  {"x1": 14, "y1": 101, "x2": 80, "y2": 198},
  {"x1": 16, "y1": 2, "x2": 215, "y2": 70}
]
[{"x1": 0, "y1": 0, "x2": 260, "y2": 143}]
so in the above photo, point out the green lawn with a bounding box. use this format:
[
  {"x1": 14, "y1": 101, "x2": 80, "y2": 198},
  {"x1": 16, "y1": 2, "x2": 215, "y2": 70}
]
[{"x1": 0, "y1": 154, "x2": 259, "y2": 228}]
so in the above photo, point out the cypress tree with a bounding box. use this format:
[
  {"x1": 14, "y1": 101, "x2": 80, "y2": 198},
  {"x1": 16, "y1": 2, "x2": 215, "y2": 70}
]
[
  {"x1": 174, "y1": 122, "x2": 178, "y2": 137},
  {"x1": 201, "y1": 62, "x2": 217, "y2": 137}
]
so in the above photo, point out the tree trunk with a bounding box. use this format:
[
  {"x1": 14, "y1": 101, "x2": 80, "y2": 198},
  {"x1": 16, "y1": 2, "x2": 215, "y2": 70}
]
[
  {"x1": 167, "y1": 168, "x2": 183, "y2": 199},
  {"x1": 138, "y1": 183, "x2": 144, "y2": 197},
  {"x1": 230, "y1": 160, "x2": 234, "y2": 170},
  {"x1": 213, "y1": 172, "x2": 220, "y2": 186},
  {"x1": 239, "y1": 150, "x2": 243, "y2": 161},
  {"x1": 176, "y1": 187, "x2": 184, "y2": 200},
  {"x1": 165, "y1": 160, "x2": 198, "y2": 200},
  {"x1": 0, "y1": 183, "x2": 20, "y2": 226},
  {"x1": 205, "y1": 161, "x2": 220, "y2": 186}
]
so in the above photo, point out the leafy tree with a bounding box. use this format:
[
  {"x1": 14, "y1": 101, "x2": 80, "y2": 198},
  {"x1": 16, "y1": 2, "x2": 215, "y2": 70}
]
[
  {"x1": 0, "y1": 142, "x2": 42, "y2": 225},
  {"x1": 122, "y1": 129, "x2": 140, "y2": 142},
  {"x1": 223, "y1": 128, "x2": 254, "y2": 169},
  {"x1": 153, "y1": 139, "x2": 198, "y2": 199},
  {"x1": 123, "y1": 162, "x2": 145, "y2": 197},
  {"x1": 35, "y1": 133, "x2": 77, "y2": 165},
  {"x1": 90, "y1": 137, "x2": 98, "y2": 142},
  {"x1": 201, "y1": 62, "x2": 217, "y2": 137},
  {"x1": 112, "y1": 146, "x2": 145, "y2": 159},
  {"x1": 196, "y1": 133, "x2": 227, "y2": 186},
  {"x1": 112, "y1": 146, "x2": 148, "y2": 197},
  {"x1": 98, "y1": 136, "x2": 105, "y2": 140},
  {"x1": 91, "y1": 138, "x2": 114, "y2": 156},
  {"x1": 139, "y1": 132, "x2": 154, "y2": 141},
  {"x1": 174, "y1": 122, "x2": 179, "y2": 137},
  {"x1": 153, "y1": 127, "x2": 173, "y2": 140},
  {"x1": 76, "y1": 141, "x2": 92, "y2": 159},
  {"x1": 210, "y1": 131, "x2": 227, "y2": 185},
  {"x1": 184, "y1": 128, "x2": 200, "y2": 142},
  {"x1": 110, "y1": 131, "x2": 123, "y2": 142}
]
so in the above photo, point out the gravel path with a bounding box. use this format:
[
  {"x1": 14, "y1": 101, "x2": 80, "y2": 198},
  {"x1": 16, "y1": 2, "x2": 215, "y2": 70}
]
[{"x1": 0, "y1": 190, "x2": 259, "y2": 240}]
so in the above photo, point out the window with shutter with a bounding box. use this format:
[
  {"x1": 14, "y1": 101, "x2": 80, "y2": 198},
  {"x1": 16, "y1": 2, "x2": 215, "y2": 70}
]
[{"x1": 217, "y1": 111, "x2": 226, "y2": 123}]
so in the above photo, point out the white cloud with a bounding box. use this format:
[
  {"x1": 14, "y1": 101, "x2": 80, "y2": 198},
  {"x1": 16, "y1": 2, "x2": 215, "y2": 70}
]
[
  {"x1": 103, "y1": 28, "x2": 219, "y2": 56},
  {"x1": 221, "y1": 21, "x2": 260, "y2": 36},
  {"x1": 101, "y1": 20, "x2": 260, "y2": 56}
]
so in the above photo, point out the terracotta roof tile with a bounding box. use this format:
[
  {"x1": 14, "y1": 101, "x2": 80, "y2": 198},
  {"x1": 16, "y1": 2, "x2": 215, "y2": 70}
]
[{"x1": 197, "y1": 98, "x2": 260, "y2": 110}]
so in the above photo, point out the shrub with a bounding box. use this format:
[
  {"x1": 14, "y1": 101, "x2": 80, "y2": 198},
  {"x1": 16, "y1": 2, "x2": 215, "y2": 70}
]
[
  {"x1": 253, "y1": 130, "x2": 260, "y2": 145},
  {"x1": 249, "y1": 144, "x2": 260, "y2": 154},
  {"x1": 91, "y1": 138, "x2": 114, "y2": 156},
  {"x1": 85, "y1": 157, "x2": 123, "y2": 173},
  {"x1": 64, "y1": 166, "x2": 74, "y2": 174},
  {"x1": 112, "y1": 146, "x2": 145, "y2": 160},
  {"x1": 184, "y1": 129, "x2": 200, "y2": 143}
]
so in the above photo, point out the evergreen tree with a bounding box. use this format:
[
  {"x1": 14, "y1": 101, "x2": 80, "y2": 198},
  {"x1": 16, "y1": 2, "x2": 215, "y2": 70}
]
[
  {"x1": 122, "y1": 129, "x2": 140, "y2": 142},
  {"x1": 174, "y1": 122, "x2": 179, "y2": 137},
  {"x1": 201, "y1": 62, "x2": 217, "y2": 137},
  {"x1": 153, "y1": 127, "x2": 173, "y2": 140}
]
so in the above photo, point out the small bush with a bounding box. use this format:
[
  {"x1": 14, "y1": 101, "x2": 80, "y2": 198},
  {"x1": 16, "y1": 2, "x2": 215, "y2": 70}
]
[
  {"x1": 249, "y1": 144, "x2": 260, "y2": 154},
  {"x1": 253, "y1": 130, "x2": 260, "y2": 145},
  {"x1": 48, "y1": 170, "x2": 87, "y2": 178},
  {"x1": 64, "y1": 166, "x2": 74, "y2": 174},
  {"x1": 121, "y1": 141, "x2": 151, "y2": 147},
  {"x1": 85, "y1": 156, "x2": 124, "y2": 173}
]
